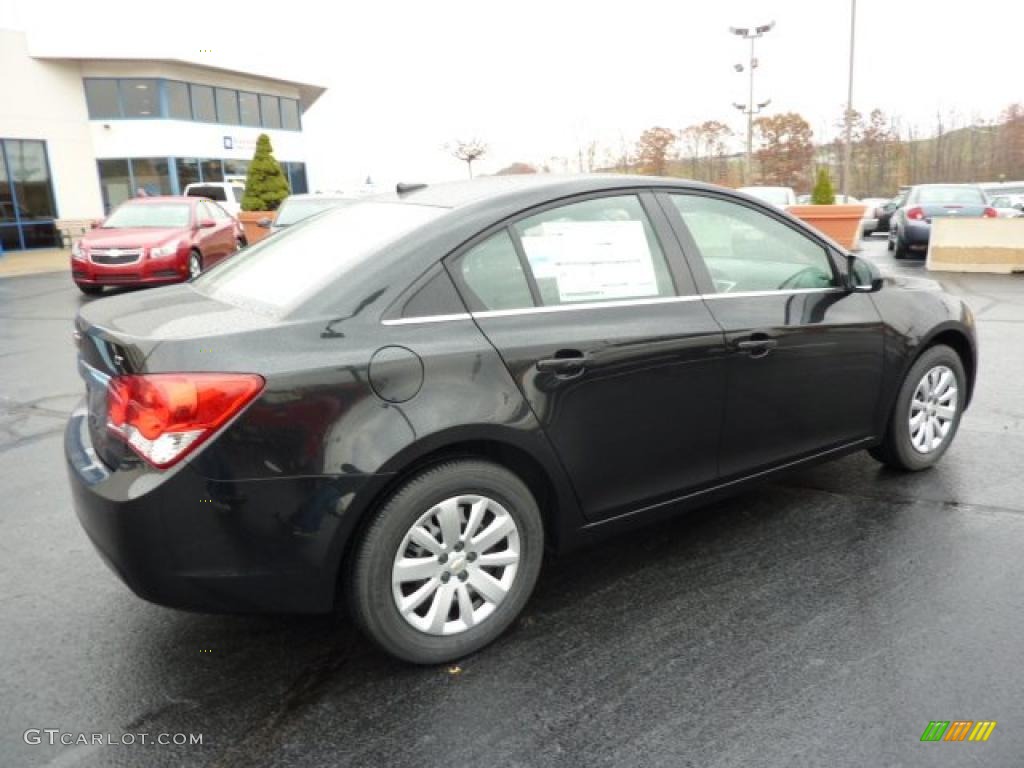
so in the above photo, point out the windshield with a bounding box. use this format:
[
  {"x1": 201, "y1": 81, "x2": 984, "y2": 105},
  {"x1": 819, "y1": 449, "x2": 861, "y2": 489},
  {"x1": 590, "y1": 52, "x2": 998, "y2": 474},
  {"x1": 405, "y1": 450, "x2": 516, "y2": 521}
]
[
  {"x1": 186, "y1": 186, "x2": 227, "y2": 202},
  {"x1": 193, "y1": 202, "x2": 446, "y2": 314},
  {"x1": 103, "y1": 203, "x2": 191, "y2": 229},
  {"x1": 739, "y1": 187, "x2": 791, "y2": 206},
  {"x1": 916, "y1": 187, "x2": 985, "y2": 205},
  {"x1": 275, "y1": 198, "x2": 350, "y2": 227}
]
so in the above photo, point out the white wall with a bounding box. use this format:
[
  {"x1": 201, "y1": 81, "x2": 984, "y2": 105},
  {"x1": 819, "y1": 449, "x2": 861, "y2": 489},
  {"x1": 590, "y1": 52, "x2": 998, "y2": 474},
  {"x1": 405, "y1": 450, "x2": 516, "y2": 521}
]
[
  {"x1": 88, "y1": 122, "x2": 306, "y2": 165},
  {"x1": 0, "y1": 29, "x2": 102, "y2": 220}
]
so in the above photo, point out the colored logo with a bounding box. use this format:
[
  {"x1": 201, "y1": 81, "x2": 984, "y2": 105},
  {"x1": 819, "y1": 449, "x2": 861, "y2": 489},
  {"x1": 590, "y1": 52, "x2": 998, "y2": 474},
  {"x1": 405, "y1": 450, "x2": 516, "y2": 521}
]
[{"x1": 920, "y1": 721, "x2": 997, "y2": 742}]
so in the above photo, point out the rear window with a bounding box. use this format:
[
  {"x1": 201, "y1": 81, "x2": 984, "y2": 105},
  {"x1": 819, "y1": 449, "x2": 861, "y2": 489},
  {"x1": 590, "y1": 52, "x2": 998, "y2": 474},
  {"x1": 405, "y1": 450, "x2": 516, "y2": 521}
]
[
  {"x1": 193, "y1": 202, "x2": 445, "y2": 314},
  {"x1": 186, "y1": 185, "x2": 227, "y2": 201},
  {"x1": 916, "y1": 187, "x2": 985, "y2": 205}
]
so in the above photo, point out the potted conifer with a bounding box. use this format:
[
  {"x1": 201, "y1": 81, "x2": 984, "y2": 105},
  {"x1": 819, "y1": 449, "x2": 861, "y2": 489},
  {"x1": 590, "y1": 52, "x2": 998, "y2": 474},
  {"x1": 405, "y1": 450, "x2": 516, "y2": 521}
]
[
  {"x1": 788, "y1": 167, "x2": 866, "y2": 250},
  {"x1": 238, "y1": 134, "x2": 291, "y2": 245}
]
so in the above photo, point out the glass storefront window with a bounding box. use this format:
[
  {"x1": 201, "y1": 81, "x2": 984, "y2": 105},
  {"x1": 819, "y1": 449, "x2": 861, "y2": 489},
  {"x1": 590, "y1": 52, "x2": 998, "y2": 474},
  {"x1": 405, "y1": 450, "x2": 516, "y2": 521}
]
[
  {"x1": 216, "y1": 88, "x2": 239, "y2": 125},
  {"x1": 7, "y1": 139, "x2": 56, "y2": 220},
  {"x1": 260, "y1": 95, "x2": 281, "y2": 129},
  {"x1": 167, "y1": 81, "x2": 191, "y2": 120},
  {"x1": 176, "y1": 158, "x2": 201, "y2": 191},
  {"x1": 200, "y1": 159, "x2": 224, "y2": 183},
  {"x1": 191, "y1": 85, "x2": 216, "y2": 122},
  {"x1": 239, "y1": 92, "x2": 260, "y2": 127},
  {"x1": 285, "y1": 162, "x2": 308, "y2": 194},
  {"x1": 20, "y1": 222, "x2": 60, "y2": 248},
  {"x1": 0, "y1": 148, "x2": 12, "y2": 223},
  {"x1": 97, "y1": 158, "x2": 131, "y2": 211},
  {"x1": 84, "y1": 79, "x2": 120, "y2": 118},
  {"x1": 131, "y1": 158, "x2": 172, "y2": 196},
  {"x1": 120, "y1": 79, "x2": 159, "y2": 117},
  {"x1": 223, "y1": 159, "x2": 250, "y2": 178},
  {"x1": 281, "y1": 98, "x2": 301, "y2": 131},
  {"x1": 1, "y1": 139, "x2": 59, "y2": 249}
]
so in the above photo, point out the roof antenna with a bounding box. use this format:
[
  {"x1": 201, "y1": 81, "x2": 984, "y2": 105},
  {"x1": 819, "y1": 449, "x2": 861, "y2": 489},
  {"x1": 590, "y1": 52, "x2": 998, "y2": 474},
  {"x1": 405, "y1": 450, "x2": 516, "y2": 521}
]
[{"x1": 396, "y1": 182, "x2": 428, "y2": 196}]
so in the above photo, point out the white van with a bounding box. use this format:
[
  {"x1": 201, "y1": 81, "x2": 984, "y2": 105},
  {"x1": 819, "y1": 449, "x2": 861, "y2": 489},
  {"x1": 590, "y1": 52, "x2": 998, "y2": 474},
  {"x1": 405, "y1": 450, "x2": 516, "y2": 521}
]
[{"x1": 183, "y1": 181, "x2": 246, "y2": 217}]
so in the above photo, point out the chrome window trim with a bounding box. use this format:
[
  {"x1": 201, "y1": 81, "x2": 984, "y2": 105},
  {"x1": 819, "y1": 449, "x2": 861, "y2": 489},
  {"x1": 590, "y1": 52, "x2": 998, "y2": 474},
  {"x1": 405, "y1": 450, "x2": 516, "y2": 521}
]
[
  {"x1": 382, "y1": 313, "x2": 472, "y2": 326},
  {"x1": 384, "y1": 287, "x2": 846, "y2": 325},
  {"x1": 700, "y1": 287, "x2": 845, "y2": 301}
]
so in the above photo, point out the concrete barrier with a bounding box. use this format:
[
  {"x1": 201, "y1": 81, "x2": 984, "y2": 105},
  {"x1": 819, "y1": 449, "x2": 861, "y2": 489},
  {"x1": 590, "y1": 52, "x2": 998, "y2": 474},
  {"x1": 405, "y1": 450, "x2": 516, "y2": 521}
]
[{"x1": 927, "y1": 218, "x2": 1024, "y2": 273}]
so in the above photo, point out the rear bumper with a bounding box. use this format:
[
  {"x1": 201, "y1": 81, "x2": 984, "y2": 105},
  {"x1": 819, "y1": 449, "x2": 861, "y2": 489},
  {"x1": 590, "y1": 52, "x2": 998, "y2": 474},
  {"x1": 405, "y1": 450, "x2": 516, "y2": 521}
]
[{"x1": 64, "y1": 404, "x2": 379, "y2": 614}]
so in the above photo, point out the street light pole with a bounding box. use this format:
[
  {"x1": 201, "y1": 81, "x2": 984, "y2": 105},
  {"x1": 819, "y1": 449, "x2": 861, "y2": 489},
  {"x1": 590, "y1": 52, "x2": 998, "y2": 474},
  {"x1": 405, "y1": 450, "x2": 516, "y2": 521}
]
[
  {"x1": 730, "y1": 22, "x2": 774, "y2": 185},
  {"x1": 841, "y1": 0, "x2": 857, "y2": 200}
]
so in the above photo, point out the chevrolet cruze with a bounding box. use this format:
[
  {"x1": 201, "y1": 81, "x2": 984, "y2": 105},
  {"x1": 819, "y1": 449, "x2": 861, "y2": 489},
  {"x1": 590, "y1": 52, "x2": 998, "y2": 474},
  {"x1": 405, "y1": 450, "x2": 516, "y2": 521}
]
[
  {"x1": 71, "y1": 196, "x2": 243, "y2": 295},
  {"x1": 66, "y1": 176, "x2": 977, "y2": 663}
]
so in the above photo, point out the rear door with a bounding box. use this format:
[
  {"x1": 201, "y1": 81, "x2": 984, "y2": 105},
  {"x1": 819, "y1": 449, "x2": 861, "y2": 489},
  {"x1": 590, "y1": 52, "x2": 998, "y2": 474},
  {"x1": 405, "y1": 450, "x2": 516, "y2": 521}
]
[
  {"x1": 205, "y1": 201, "x2": 237, "y2": 260},
  {"x1": 446, "y1": 191, "x2": 727, "y2": 523},
  {"x1": 659, "y1": 191, "x2": 885, "y2": 479},
  {"x1": 196, "y1": 201, "x2": 230, "y2": 263}
]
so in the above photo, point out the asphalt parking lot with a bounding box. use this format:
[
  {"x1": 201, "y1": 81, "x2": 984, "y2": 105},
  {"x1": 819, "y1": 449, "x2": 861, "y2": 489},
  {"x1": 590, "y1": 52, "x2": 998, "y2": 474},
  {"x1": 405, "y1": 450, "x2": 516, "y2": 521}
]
[{"x1": 2, "y1": 236, "x2": 1023, "y2": 767}]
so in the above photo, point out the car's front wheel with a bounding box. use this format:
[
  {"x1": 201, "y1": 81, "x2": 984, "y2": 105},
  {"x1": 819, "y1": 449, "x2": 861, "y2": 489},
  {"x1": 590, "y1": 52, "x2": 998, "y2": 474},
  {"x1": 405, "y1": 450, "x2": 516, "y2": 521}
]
[
  {"x1": 188, "y1": 251, "x2": 203, "y2": 280},
  {"x1": 869, "y1": 344, "x2": 965, "y2": 471},
  {"x1": 348, "y1": 460, "x2": 544, "y2": 664}
]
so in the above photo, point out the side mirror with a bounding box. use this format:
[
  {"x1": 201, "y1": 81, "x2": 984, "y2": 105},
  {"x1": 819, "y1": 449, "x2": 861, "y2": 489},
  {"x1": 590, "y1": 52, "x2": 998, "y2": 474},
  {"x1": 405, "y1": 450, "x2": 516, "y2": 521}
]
[
  {"x1": 90, "y1": 218, "x2": 104, "y2": 229},
  {"x1": 257, "y1": 217, "x2": 272, "y2": 229},
  {"x1": 847, "y1": 255, "x2": 883, "y2": 293},
  {"x1": 198, "y1": 218, "x2": 216, "y2": 229}
]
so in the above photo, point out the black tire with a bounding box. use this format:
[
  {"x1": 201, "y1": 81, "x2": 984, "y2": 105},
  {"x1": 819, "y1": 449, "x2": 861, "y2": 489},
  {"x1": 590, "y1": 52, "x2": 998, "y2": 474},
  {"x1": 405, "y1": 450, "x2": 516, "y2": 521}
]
[
  {"x1": 188, "y1": 250, "x2": 203, "y2": 280},
  {"x1": 886, "y1": 231, "x2": 895, "y2": 251},
  {"x1": 348, "y1": 459, "x2": 544, "y2": 664},
  {"x1": 869, "y1": 344, "x2": 966, "y2": 471},
  {"x1": 76, "y1": 283, "x2": 103, "y2": 296},
  {"x1": 893, "y1": 232, "x2": 908, "y2": 259},
  {"x1": 236, "y1": 236, "x2": 246, "y2": 251}
]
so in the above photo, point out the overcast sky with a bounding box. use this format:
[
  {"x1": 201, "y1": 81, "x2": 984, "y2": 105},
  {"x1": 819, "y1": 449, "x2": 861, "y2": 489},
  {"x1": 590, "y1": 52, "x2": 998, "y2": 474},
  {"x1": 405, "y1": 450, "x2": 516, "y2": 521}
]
[{"x1": 4, "y1": 0, "x2": 1022, "y2": 189}]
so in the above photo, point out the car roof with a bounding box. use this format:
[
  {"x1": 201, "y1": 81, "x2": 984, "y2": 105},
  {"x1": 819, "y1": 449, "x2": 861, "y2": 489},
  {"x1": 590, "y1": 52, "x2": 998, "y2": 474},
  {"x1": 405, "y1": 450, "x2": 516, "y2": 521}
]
[{"x1": 381, "y1": 174, "x2": 730, "y2": 211}]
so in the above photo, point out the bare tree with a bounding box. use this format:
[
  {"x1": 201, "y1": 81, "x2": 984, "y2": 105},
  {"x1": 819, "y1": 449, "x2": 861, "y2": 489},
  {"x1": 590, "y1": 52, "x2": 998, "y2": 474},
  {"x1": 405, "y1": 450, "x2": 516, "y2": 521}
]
[{"x1": 450, "y1": 139, "x2": 488, "y2": 178}]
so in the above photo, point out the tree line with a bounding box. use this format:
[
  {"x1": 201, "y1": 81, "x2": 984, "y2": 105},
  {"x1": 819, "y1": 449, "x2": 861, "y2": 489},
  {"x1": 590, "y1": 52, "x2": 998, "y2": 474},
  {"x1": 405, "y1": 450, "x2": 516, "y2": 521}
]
[{"x1": 492, "y1": 103, "x2": 1024, "y2": 197}]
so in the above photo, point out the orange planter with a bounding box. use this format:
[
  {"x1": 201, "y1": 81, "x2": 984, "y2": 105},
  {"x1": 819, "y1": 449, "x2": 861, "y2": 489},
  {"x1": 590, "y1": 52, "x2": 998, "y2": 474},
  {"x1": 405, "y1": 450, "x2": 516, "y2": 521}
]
[
  {"x1": 238, "y1": 211, "x2": 273, "y2": 246},
  {"x1": 787, "y1": 204, "x2": 867, "y2": 251}
]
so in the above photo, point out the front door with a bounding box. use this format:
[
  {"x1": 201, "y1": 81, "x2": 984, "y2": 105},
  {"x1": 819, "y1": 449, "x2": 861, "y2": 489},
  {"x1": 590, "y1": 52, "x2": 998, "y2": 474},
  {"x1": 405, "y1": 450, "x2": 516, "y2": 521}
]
[
  {"x1": 447, "y1": 192, "x2": 727, "y2": 522},
  {"x1": 660, "y1": 191, "x2": 885, "y2": 478}
]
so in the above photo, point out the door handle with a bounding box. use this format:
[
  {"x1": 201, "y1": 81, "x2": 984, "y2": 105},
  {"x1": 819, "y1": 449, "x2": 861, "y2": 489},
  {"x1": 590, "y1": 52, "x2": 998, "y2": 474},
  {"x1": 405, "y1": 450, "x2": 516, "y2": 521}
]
[
  {"x1": 735, "y1": 337, "x2": 778, "y2": 358},
  {"x1": 536, "y1": 351, "x2": 589, "y2": 375}
]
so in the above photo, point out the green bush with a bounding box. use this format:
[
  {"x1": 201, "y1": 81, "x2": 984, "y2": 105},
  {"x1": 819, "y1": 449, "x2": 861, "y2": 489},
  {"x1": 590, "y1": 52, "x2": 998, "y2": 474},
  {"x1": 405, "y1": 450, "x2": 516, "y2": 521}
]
[
  {"x1": 241, "y1": 134, "x2": 290, "y2": 212},
  {"x1": 811, "y1": 167, "x2": 836, "y2": 205}
]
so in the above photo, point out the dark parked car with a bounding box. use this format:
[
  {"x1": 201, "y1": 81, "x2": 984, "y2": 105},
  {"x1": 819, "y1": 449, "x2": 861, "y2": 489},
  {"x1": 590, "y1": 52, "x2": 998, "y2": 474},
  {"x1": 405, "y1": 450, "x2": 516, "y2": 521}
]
[
  {"x1": 888, "y1": 184, "x2": 996, "y2": 258},
  {"x1": 66, "y1": 176, "x2": 977, "y2": 663},
  {"x1": 874, "y1": 190, "x2": 907, "y2": 234},
  {"x1": 71, "y1": 196, "x2": 244, "y2": 295}
]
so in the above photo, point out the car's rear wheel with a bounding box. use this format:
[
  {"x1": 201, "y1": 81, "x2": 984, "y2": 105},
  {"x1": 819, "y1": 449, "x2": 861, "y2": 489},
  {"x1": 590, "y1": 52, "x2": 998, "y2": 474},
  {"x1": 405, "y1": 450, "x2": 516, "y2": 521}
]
[
  {"x1": 893, "y1": 231, "x2": 909, "y2": 259},
  {"x1": 887, "y1": 228, "x2": 895, "y2": 251},
  {"x1": 869, "y1": 344, "x2": 965, "y2": 471},
  {"x1": 76, "y1": 283, "x2": 103, "y2": 296},
  {"x1": 236, "y1": 236, "x2": 246, "y2": 251},
  {"x1": 348, "y1": 459, "x2": 544, "y2": 664},
  {"x1": 188, "y1": 251, "x2": 202, "y2": 280}
]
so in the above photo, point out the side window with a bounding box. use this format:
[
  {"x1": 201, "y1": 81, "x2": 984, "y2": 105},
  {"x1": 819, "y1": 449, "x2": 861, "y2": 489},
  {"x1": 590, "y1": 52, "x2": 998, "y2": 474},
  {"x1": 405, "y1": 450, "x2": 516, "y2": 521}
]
[
  {"x1": 207, "y1": 202, "x2": 229, "y2": 220},
  {"x1": 456, "y1": 230, "x2": 534, "y2": 311},
  {"x1": 670, "y1": 194, "x2": 838, "y2": 294},
  {"x1": 198, "y1": 202, "x2": 216, "y2": 221},
  {"x1": 513, "y1": 195, "x2": 675, "y2": 306}
]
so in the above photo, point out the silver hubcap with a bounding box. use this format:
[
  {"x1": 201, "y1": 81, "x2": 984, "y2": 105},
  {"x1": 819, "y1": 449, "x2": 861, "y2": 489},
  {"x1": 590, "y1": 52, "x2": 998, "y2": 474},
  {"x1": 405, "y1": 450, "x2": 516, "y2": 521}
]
[
  {"x1": 189, "y1": 254, "x2": 201, "y2": 279},
  {"x1": 392, "y1": 495, "x2": 520, "y2": 636},
  {"x1": 909, "y1": 365, "x2": 958, "y2": 454}
]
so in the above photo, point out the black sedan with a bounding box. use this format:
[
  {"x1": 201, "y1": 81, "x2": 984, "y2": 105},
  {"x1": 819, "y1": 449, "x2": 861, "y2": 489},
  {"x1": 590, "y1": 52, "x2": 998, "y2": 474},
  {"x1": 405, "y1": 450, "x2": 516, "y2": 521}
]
[{"x1": 66, "y1": 176, "x2": 977, "y2": 664}]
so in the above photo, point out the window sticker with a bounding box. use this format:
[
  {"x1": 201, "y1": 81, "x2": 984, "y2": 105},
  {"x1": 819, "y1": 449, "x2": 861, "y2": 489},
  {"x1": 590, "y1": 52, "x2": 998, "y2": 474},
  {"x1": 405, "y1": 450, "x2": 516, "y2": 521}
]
[{"x1": 520, "y1": 220, "x2": 659, "y2": 303}]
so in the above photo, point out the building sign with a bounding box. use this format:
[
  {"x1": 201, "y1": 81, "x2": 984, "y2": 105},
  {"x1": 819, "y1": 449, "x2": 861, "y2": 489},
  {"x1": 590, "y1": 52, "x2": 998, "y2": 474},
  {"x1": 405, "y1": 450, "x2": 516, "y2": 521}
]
[{"x1": 223, "y1": 136, "x2": 257, "y2": 152}]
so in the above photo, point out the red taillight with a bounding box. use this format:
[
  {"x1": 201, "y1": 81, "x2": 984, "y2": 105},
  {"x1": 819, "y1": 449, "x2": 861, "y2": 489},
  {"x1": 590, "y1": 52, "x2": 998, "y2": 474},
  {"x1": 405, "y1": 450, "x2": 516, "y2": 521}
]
[
  {"x1": 983, "y1": 207, "x2": 998, "y2": 218},
  {"x1": 906, "y1": 207, "x2": 925, "y2": 221},
  {"x1": 107, "y1": 373, "x2": 264, "y2": 468}
]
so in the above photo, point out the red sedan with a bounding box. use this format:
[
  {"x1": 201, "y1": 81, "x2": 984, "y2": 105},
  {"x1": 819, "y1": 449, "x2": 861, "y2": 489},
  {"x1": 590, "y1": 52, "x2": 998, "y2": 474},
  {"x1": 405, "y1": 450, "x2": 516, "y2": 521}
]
[{"x1": 71, "y1": 196, "x2": 245, "y2": 295}]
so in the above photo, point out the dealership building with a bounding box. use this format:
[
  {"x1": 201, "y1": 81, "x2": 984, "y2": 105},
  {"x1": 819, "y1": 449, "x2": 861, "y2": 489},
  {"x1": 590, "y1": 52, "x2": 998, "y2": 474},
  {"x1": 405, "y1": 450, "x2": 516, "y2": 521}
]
[{"x1": 0, "y1": 28, "x2": 325, "y2": 251}]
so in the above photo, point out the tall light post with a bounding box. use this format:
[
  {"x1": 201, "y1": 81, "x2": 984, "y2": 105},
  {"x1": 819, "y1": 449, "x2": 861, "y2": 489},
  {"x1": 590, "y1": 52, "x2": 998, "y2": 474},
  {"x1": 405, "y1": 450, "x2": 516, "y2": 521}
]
[
  {"x1": 841, "y1": 0, "x2": 857, "y2": 200},
  {"x1": 731, "y1": 21, "x2": 775, "y2": 184}
]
